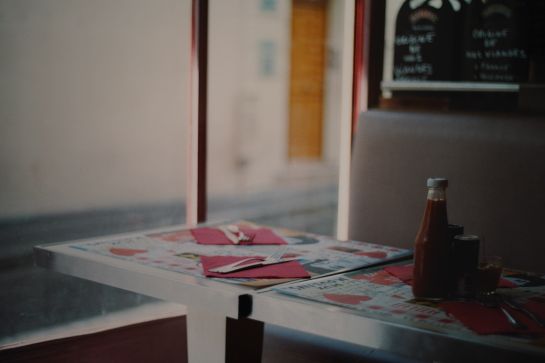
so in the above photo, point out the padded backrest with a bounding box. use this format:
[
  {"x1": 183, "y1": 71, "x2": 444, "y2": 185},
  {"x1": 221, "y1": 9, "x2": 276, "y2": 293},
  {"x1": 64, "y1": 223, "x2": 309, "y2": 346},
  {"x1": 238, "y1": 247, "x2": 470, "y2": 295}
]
[{"x1": 348, "y1": 109, "x2": 545, "y2": 273}]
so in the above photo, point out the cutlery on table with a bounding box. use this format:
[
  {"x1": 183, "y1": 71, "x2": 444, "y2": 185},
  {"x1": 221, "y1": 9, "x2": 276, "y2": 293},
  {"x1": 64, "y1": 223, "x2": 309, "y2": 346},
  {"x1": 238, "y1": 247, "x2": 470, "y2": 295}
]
[
  {"x1": 218, "y1": 225, "x2": 240, "y2": 244},
  {"x1": 501, "y1": 295, "x2": 545, "y2": 327},
  {"x1": 209, "y1": 247, "x2": 293, "y2": 274},
  {"x1": 479, "y1": 293, "x2": 527, "y2": 330},
  {"x1": 226, "y1": 224, "x2": 254, "y2": 243}
]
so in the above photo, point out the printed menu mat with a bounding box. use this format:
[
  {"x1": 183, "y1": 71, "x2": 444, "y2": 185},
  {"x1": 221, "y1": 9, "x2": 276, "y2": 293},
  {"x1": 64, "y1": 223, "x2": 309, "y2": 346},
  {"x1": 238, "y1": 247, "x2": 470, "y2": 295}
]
[
  {"x1": 275, "y1": 265, "x2": 545, "y2": 335},
  {"x1": 69, "y1": 221, "x2": 412, "y2": 288},
  {"x1": 275, "y1": 268, "x2": 470, "y2": 332}
]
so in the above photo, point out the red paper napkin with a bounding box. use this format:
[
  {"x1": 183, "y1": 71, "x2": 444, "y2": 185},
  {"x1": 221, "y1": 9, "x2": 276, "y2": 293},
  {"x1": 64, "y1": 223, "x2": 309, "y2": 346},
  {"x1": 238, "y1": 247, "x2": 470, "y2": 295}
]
[
  {"x1": 384, "y1": 264, "x2": 517, "y2": 288},
  {"x1": 384, "y1": 265, "x2": 413, "y2": 285},
  {"x1": 191, "y1": 227, "x2": 287, "y2": 245},
  {"x1": 497, "y1": 278, "x2": 518, "y2": 288},
  {"x1": 440, "y1": 300, "x2": 545, "y2": 335},
  {"x1": 200, "y1": 255, "x2": 310, "y2": 279}
]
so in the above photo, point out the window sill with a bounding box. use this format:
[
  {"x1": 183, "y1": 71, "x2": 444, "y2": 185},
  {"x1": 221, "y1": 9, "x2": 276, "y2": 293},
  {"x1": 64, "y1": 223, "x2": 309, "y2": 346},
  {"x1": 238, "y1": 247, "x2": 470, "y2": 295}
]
[{"x1": 0, "y1": 302, "x2": 186, "y2": 350}]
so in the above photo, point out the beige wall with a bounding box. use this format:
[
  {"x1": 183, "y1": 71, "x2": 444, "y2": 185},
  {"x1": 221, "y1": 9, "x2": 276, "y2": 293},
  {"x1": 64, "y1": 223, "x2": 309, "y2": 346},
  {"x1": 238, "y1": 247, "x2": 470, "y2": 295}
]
[
  {"x1": 0, "y1": 0, "x2": 350, "y2": 218},
  {"x1": 208, "y1": 0, "x2": 347, "y2": 197},
  {"x1": 0, "y1": 0, "x2": 190, "y2": 219},
  {"x1": 324, "y1": 0, "x2": 349, "y2": 166},
  {"x1": 208, "y1": 0, "x2": 292, "y2": 195}
]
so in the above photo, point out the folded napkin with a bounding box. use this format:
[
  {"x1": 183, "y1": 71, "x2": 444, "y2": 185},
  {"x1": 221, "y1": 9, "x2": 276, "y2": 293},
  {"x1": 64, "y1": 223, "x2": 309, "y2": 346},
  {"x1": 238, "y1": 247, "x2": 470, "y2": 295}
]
[
  {"x1": 440, "y1": 300, "x2": 545, "y2": 335},
  {"x1": 192, "y1": 227, "x2": 287, "y2": 245},
  {"x1": 200, "y1": 255, "x2": 310, "y2": 279},
  {"x1": 384, "y1": 264, "x2": 517, "y2": 288}
]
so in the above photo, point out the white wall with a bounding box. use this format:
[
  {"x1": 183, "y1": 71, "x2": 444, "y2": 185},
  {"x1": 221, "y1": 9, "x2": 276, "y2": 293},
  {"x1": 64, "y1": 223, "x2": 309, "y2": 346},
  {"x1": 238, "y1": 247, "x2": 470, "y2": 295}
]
[
  {"x1": 0, "y1": 0, "x2": 350, "y2": 217},
  {"x1": 324, "y1": 0, "x2": 350, "y2": 166},
  {"x1": 208, "y1": 0, "x2": 292, "y2": 195},
  {"x1": 0, "y1": 0, "x2": 190, "y2": 219},
  {"x1": 208, "y1": 0, "x2": 347, "y2": 197}
]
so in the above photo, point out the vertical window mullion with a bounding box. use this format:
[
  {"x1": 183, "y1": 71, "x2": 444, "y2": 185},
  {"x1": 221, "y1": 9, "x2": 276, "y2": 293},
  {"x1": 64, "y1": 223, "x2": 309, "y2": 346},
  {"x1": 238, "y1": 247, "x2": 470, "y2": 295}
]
[{"x1": 188, "y1": 0, "x2": 208, "y2": 225}]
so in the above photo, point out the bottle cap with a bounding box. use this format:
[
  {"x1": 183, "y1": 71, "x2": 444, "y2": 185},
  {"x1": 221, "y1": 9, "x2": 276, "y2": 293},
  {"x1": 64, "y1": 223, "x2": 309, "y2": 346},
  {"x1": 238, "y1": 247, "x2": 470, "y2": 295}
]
[
  {"x1": 453, "y1": 234, "x2": 480, "y2": 242},
  {"x1": 448, "y1": 224, "x2": 464, "y2": 240},
  {"x1": 427, "y1": 177, "x2": 448, "y2": 188}
]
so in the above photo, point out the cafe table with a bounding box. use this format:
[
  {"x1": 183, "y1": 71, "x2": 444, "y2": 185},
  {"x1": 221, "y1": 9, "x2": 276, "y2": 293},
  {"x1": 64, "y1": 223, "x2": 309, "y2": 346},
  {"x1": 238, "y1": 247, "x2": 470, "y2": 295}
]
[{"x1": 33, "y1": 222, "x2": 545, "y2": 363}]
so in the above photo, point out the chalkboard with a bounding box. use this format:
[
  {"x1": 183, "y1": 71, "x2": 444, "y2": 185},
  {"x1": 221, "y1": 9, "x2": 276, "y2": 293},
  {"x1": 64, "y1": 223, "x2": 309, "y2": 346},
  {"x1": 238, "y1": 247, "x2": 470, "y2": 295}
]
[
  {"x1": 528, "y1": 1, "x2": 545, "y2": 82},
  {"x1": 460, "y1": 0, "x2": 529, "y2": 83},
  {"x1": 393, "y1": 0, "x2": 462, "y2": 81}
]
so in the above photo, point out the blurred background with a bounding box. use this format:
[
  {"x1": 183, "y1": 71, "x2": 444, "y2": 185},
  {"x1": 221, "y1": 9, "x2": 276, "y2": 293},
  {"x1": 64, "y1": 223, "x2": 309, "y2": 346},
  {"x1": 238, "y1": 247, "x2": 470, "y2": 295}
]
[
  {"x1": 0, "y1": 0, "x2": 349, "y2": 346},
  {"x1": 2, "y1": 0, "x2": 542, "y2": 351}
]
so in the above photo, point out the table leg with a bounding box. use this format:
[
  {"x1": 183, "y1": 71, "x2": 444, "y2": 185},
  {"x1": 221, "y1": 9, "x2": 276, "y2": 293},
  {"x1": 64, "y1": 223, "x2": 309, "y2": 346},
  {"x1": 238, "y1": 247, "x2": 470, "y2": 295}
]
[
  {"x1": 186, "y1": 307, "x2": 264, "y2": 363},
  {"x1": 226, "y1": 317, "x2": 264, "y2": 363},
  {"x1": 186, "y1": 306, "x2": 227, "y2": 363}
]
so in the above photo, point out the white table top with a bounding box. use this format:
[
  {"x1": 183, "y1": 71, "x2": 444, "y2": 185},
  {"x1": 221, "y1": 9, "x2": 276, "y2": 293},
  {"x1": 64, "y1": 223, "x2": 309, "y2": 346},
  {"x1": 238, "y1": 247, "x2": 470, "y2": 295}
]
[{"x1": 34, "y1": 222, "x2": 545, "y2": 363}]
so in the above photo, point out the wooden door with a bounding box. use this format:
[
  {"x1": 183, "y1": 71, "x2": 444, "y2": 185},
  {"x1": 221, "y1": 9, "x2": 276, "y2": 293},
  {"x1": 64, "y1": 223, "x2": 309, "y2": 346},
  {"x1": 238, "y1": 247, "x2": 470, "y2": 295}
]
[{"x1": 288, "y1": 0, "x2": 328, "y2": 160}]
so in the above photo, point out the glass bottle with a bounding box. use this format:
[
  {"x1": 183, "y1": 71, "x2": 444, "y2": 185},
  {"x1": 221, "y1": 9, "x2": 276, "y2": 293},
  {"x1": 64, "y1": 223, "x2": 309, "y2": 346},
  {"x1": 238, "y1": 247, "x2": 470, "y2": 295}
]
[{"x1": 412, "y1": 177, "x2": 450, "y2": 299}]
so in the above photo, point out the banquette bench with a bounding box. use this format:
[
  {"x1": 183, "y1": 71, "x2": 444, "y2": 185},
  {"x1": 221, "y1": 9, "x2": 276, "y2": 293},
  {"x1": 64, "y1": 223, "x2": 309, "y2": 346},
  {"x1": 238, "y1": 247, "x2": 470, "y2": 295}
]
[{"x1": 349, "y1": 109, "x2": 545, "y2": 273}]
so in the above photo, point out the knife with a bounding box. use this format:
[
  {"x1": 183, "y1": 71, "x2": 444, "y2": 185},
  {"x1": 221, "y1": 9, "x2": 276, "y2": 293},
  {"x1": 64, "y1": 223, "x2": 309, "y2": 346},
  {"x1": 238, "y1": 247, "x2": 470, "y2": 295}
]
[{"x1": 209, "y1": 257, "x2": 297, "y2": 274}]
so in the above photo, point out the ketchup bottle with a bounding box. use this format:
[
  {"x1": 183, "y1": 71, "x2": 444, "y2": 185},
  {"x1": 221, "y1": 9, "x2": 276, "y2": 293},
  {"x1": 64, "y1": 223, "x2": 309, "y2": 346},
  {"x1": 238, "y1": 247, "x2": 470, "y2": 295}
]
[{"x1": 412, "y1": 178, "x2": 450, "y2": 299}]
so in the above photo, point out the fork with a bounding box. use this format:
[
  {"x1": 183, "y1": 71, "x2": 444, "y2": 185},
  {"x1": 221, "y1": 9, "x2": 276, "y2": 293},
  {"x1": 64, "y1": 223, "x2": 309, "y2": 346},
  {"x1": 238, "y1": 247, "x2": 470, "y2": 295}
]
[
  {"x1": 227, "y1": 225, "x2": 254, "y2": 243},
  {"x1": 209, "y1": 247, "x2": 290, "y2": 273},
  {"x1": 478, "y1": 293, "x2": 527, "y2": 330},
  {"x1": 265, "y1": 247, "x2": 289, "y2": 261},
  {"x1": 218, "y1": 225, "x2": 240, "y2": 244},
  {"x1": 501, "y1": 295, "x2": 545, "y2": 327}
]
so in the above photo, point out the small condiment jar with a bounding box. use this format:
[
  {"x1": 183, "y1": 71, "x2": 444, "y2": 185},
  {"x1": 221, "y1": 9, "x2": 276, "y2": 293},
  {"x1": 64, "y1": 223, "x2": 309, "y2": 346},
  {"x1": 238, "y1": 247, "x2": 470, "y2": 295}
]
[
  {"x1": 447, "y1": 224, "x2": 464, "y2": 295},
  {"x1": 451, "y1": 234, "x2": 480, "y2": 298}
]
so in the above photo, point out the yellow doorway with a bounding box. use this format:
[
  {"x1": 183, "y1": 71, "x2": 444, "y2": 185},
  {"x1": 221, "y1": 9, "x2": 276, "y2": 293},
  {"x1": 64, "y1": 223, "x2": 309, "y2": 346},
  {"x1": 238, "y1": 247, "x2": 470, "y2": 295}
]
[{"x1": 288, "y1": 0, "x2": 328, "y2": 160}]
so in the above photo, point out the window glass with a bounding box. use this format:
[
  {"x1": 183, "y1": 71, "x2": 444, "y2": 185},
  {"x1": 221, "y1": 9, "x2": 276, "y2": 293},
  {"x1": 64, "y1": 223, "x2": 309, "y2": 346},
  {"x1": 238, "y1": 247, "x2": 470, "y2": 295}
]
[
  {"x1": 381, "y1": 0, "x2": 544, "y2": 112},
  {"x1": 207, "y1": 0, "x2": 350, "y2": 235},
  {"x1": 0, "y1": 0, "x2": 190, "y2": 344}
]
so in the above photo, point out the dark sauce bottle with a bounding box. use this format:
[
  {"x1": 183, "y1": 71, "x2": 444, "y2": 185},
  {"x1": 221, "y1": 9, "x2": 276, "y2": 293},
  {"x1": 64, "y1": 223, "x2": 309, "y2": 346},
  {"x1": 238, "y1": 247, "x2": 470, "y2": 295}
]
[{"x1": 413, "y1": 177, "x2": 450, "y2": 300}]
